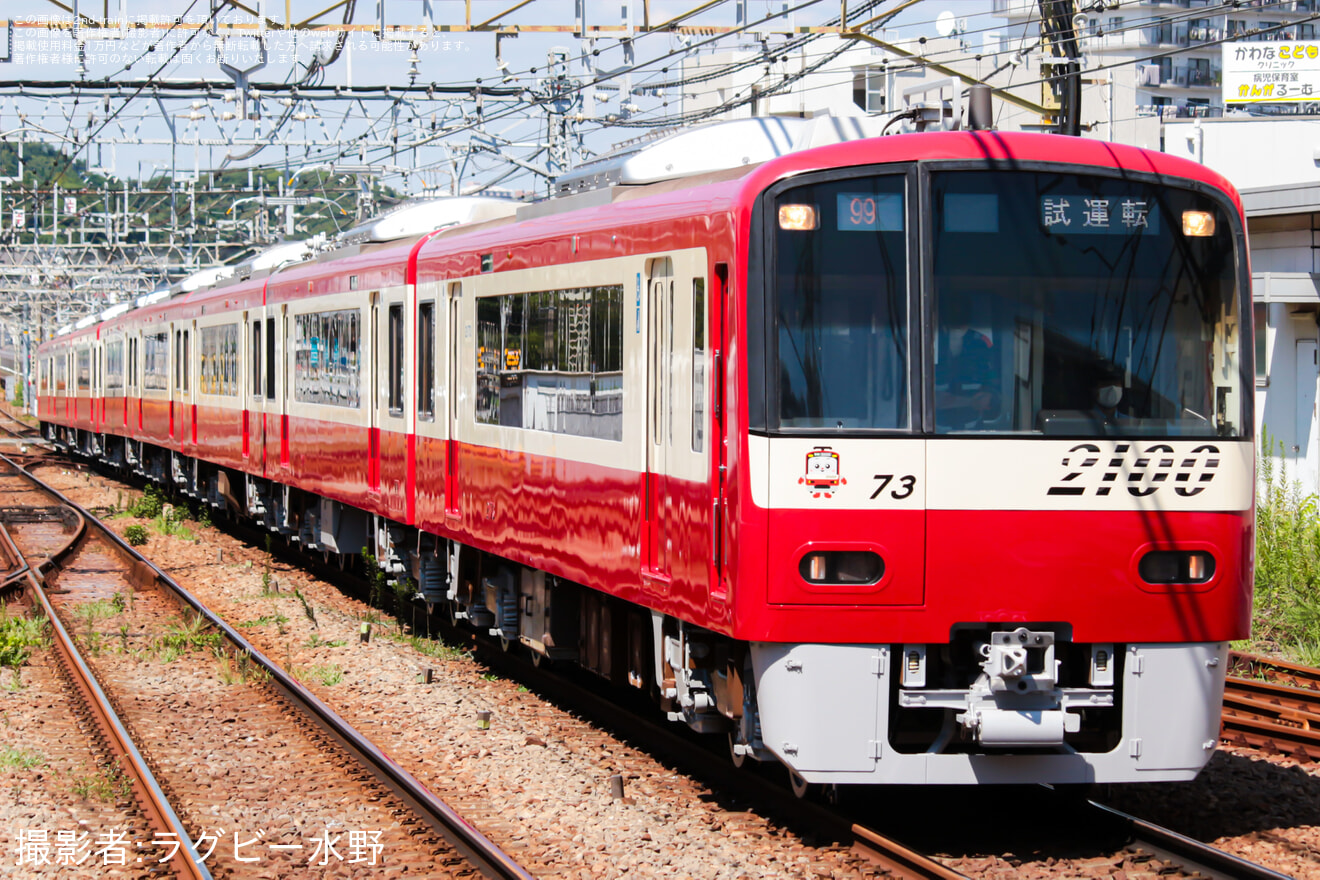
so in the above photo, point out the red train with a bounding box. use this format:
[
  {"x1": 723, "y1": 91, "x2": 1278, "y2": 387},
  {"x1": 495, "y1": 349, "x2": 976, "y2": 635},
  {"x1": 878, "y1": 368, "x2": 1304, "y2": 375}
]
[{"x1": 36, "y1": 126, "x2": 1253, "y2": 790}]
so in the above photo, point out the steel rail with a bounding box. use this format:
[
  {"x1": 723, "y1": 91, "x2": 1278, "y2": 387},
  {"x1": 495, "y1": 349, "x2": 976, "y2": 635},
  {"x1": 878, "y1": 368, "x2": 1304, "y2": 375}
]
[
  {"x1": 0, "y1": 517, "x2": 212, "y2": 880},
  {"x1": 1230, "y1": 650, "x2": 1320, "y2": 689},
  {"x1": 1221, "y1": 682, "x2": 1320, "y2": 759},
  {"x1": 849, "y1": 823, "x2": 968, "y2": 880},
  {"x1": 475, "y1": 643, "x2": 967, "y2": 880},
  {"x1": 3, "y1": 455, "x2": 536, "y2": 880},
  {"x1": 1224, "y1": 679, "x2": 1320, "y2": 721},
  {"x1": 1220, "y1": 660, "x2": 1320, "y2": 759},
  {"x1": 1221, "y1": 712, "x2": 1320, "y2": 760},
  {"x1": 1085, "y1": 801, "x2": 1292, "y2": 880}
]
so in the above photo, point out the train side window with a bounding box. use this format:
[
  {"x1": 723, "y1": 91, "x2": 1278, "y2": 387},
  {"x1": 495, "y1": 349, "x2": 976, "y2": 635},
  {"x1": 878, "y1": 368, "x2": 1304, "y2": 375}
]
[
  {"x1": 265, "y1": 317, "x2": 275, "y2": 399},
  {"x1": 652, "y1": 280, "x2": 663, "y2": 446},
  {"x1": 418, "y1": 300, "x2": 435, "y2": 421},
  {"x1": 76, "y1": 349, "x2": 90, "y2": 391},
  {"x1": 292, "y1": 309, "x2": 362, "y2": 408},
  {"x1": 198, "y1": 324, "x2": 238, "y2": 397},
  {"x1": 471, "y1": 285, "x2": 622, "y2": 439},
  {"x1": 388, "y1": 303, "x2": 404, "y2": 415},
  {"x1": 252, "y1": 321, "x2": 262, "y2": 397},
  {"x1": 475, "y1": 296, "x2": 500, "y2": 425},
  {"x1": 668, "y1": 280, "x2": 675, "y2": 447},
  {"x1": 105, "y1": 340, "x2": 124, "y2": 395},
  {"x1": 175, "y1": 330, "x2": 190, "y2": 392},
  {"x1": 692, "y1": 278, "x2": 705, "y2": 453}
]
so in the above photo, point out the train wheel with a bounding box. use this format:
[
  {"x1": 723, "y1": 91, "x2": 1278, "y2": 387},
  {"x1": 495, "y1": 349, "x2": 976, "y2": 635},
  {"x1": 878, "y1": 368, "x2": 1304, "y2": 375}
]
[
  {"x1": 446, "y1": 602, "x2": 462, "y2": 628},
  {"x1": 530, "y1": 650, "x2": 550, "y2": 669},
  {"x1": 788, "y1": 770, "x2": 810, "y2": 799},
  {"x1": 499, "y1": 633, "x2": 514, "y2": 653}
]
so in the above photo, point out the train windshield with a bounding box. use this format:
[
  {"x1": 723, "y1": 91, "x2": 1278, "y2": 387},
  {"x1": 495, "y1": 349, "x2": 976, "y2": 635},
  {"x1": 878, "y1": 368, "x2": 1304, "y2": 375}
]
[
  {"x1": 930, "y1": 170, "x2": 1244, "y2": 437},
  {"x1": 773, "y1": 174, "x2": 910, "y2": 430},
  {"x1": 767, "y1": 168, "x2": 1245, "y2": 437}
]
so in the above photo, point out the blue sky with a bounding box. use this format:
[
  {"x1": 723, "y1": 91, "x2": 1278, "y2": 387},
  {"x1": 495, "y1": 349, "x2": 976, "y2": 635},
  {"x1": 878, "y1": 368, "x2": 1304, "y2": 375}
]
[{"x1": 0, "y1": 1, "x2": 993, "y2": 191}]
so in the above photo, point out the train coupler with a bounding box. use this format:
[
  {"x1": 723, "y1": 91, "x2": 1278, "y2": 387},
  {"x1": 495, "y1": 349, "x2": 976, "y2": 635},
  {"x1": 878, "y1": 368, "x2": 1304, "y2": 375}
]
[{"x1": 898, "y1": 627, "x2": 1113, "y2": 749}]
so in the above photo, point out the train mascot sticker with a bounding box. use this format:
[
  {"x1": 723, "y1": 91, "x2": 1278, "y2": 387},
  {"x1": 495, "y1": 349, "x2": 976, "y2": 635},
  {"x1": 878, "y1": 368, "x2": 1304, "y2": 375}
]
[{"x1": 800, "y1": 446, "x2": 845, "y2": 498}]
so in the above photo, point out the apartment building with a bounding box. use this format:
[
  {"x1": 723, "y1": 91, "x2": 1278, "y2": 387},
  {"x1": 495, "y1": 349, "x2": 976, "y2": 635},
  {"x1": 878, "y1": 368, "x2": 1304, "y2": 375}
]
[{"x1": 994, "y1": 0, "x2": 1320, "y2": 122}]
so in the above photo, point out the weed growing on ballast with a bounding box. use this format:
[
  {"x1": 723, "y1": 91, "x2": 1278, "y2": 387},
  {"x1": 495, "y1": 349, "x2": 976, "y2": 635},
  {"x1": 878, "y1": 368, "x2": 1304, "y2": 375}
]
[{"x1": 128, "y1": 485, "x2": 164, "y2": 519}]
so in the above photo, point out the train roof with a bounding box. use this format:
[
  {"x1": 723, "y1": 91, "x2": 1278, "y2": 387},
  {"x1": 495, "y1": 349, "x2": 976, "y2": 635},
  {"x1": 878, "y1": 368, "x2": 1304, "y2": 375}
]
[
  {"x1": 39, "y1": 128, "x2": 1243, "y2": 350},
  {"x1": 414, "y1": 130, "x2": 1244, "y2": 278}
]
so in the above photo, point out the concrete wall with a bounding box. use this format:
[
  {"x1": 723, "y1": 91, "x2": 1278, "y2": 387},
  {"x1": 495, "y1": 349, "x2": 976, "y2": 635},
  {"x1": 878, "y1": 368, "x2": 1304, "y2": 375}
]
[
  {"x1": 1165, "y1": 118, "x2": 1320, "y2": 190},
  {"x1": 1257, "y1": 302, "x2": 1320, "y2": 492}
]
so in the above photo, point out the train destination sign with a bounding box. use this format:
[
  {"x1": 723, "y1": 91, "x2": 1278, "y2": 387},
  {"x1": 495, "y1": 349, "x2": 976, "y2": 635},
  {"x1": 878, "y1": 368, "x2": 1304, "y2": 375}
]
[
  {"x1": 835, "y1": 192, "x2": 902, "y2": 231},
  {"x1": 1223, "y1": 41, "x2": 1320, "y2": 103},
  {"x1": 1038, "y1": 196, "x2": 1159, "y2": 235}
]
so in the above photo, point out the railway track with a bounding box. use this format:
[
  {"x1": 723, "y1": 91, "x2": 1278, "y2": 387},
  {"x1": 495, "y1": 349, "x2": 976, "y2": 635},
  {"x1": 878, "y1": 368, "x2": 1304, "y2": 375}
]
[
  {"x1": 1080, "y1": 801, "x2": 1291, "y2": 880},
  {"x1": 478, "y1": 638, "x2": 1293, "y2": 879},
  {"x1": 0, "y1": 455, "x2": 535, "y2": 879},
  {"x1": 1222, "y1": 651, "x2": 1320, "y2": 761},
  {"x1": 21, "y1": 450, "x2": 1304, "y2": 878},
  {"x1": 3, "y1": 516, "x2": 212, "y2": 879},
  {"x1": 480, "y1": 645, "x2": 965, "y2": 879}
]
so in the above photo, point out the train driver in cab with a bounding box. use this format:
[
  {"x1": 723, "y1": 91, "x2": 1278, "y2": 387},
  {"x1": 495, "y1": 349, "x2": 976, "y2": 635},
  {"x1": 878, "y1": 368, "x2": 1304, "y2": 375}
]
[
  {"x1": 1089, "y1": 365, "x2": 1128, "y2": 431},
  {"x1": 934, "y1": 295, "x2": 1001, "y2": 432}
]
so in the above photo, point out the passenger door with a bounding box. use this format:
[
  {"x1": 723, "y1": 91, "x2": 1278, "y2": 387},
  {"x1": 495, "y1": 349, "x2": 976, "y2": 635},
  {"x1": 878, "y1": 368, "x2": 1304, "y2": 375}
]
[
  {"x1": 707, "y1": 264, "x2": 730, "y2": 603},
  {"x1": 445, "y1": 282, "x2": 462, "y2": 520},
  {"x1": 169, "y1": 322, "x2": 193, "y2": 445},
  {"x1": 244, "y1": 311, "x2": 261, "y2": 469},
  {"x1": 92, "y1": 340, "x2": 102, "y2": 433},
  {"x1": 372, "y1": 290, "x2": 410, "y2": 510},
  {"x1": 277, "y1": 307, "x2": 288, "y2": 471}
]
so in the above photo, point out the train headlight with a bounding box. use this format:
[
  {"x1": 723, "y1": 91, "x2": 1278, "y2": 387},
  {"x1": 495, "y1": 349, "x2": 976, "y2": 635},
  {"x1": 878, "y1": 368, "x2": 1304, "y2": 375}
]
[
  {"x1": 798, "y1": 550, "x2": 884, "y2": 585},
  {"x1": 778, "y1": 204, "x2": 818, "y2": 231},
  {"x1": 1181, "y1": 210, "x2": 1215, "y2": 237},
  {"x1": 1138, "y1": 550, "x2": 1215, "y2": 584}
]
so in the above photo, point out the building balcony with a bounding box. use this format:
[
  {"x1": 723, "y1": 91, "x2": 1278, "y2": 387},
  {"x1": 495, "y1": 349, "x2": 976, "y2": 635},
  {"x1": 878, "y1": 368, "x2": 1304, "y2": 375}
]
[
  {"x1": 1136, "y1": 103, "x2": 1223, "y2": 119},
  {"x1": 1137, "y1": 65, "x2": 1221, "y2": 88},
  {"x1": 1238, "y1": 0, "x2": 1313, "y2": 11},
  {"x1": 1183, "y1": 67, "x2": 1222, "y2": 87},
  {"x1": 991, "y1": 0, "x2": 1037, "y2": 16},
  {"x1": 1093, "y1": 29, "x2": 1175, "y2": 50}
]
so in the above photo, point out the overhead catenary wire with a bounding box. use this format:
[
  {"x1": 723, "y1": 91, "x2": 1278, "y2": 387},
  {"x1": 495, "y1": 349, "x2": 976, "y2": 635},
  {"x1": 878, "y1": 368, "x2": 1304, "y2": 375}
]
[{"x1": 0, "y1": 0, "x2": 1311, "y2": 211}]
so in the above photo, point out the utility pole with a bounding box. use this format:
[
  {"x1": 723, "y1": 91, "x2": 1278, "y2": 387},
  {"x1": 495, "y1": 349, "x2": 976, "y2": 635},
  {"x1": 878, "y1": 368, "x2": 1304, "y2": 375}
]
[
  {"x1": 544, "y1": 48, "x2": 577, "y2": 191},
  {"x1": 1039, "y1": 0, "x2": 1082, "y2": 136}
]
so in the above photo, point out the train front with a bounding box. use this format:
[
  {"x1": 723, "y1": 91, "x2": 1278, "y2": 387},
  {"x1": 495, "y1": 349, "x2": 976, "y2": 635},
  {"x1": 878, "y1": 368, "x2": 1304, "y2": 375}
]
[{"x1": 740, "y1": 142, "x2": 1252, "y2": 785}]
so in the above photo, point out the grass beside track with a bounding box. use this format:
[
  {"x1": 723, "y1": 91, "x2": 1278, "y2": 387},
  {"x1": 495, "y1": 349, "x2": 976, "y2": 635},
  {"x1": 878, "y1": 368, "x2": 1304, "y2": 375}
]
[{"x1": 1250, "y1": 434, "x2": 1320, "y2": 665}]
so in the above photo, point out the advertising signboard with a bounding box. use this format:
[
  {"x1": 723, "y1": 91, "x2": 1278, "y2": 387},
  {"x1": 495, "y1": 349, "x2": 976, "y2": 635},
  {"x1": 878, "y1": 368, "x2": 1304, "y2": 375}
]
[{"x1": 1224, "y1": 42, "x2": 1320, "y2": 103}]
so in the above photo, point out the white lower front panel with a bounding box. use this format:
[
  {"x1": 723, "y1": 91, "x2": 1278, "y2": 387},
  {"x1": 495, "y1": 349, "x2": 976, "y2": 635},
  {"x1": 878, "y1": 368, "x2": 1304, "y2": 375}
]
[{"x1": 750, "y1": 641, "x2": 1228, "y2": 785}]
